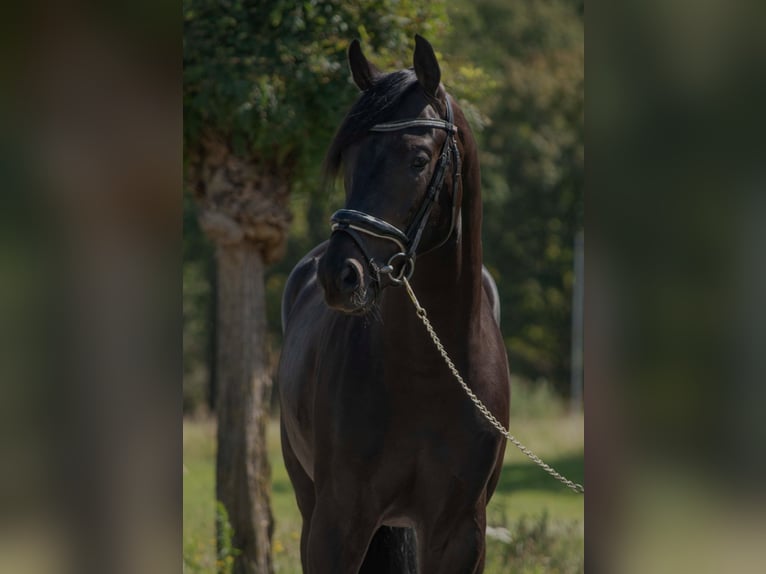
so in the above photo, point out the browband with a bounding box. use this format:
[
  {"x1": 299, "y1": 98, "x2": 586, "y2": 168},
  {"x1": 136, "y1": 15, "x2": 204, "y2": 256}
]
[{"x1": 369, "y1": 118, "x2": 458, "y2": 133}]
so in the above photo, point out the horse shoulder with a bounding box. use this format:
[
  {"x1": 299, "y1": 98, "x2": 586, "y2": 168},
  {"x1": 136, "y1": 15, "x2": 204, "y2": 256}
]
[{"x1": 281, "y1": 241, "x2": 328, "y2": 334}]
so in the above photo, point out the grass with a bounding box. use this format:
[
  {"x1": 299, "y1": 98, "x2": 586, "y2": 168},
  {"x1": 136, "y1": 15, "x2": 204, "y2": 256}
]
[{"x1": 183, "y1": 384, "x2": 583, "y2": 573}]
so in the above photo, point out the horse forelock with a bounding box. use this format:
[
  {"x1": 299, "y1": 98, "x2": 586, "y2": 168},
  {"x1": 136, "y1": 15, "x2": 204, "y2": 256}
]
[{"x1": 322, "y1": 68, "x2": 421, "y2": 186}]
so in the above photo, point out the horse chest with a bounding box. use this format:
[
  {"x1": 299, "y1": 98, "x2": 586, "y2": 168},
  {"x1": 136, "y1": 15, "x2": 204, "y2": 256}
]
[{"x1": 324, "y1": 370, "x2": 496, "y2": 478}]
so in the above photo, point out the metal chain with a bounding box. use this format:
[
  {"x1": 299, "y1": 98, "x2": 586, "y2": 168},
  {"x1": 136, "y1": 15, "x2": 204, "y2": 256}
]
[{"x1": 402, "y1": 278, "x2": 585, "y2": 495}]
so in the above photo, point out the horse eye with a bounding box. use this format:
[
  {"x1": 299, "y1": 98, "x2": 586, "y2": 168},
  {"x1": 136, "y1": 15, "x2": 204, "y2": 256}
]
[{"x1": 411, "y1": 155, "x2": 429, "y2": 170}]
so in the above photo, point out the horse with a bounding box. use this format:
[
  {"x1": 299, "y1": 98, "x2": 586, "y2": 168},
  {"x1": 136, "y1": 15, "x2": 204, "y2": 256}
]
[{"x1": 277, "y1": 35, "x2": 510, "y2": 573}]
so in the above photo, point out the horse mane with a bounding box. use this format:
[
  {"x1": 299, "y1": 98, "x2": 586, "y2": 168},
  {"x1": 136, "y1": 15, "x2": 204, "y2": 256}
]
[{"x1": 324, "y1": 68, "x2": 441, "y2": 184}]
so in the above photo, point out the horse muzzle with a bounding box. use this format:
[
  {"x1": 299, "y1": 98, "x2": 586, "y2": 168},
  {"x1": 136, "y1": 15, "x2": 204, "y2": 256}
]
[{"x1": 317, "y1": 236, "x2": 376, "y2": 314}]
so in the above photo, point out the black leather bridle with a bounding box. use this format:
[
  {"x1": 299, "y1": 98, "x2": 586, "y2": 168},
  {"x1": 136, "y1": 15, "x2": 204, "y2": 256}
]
[{"x1": 330, "y1": 96, "x2": 461, "y2": 286}]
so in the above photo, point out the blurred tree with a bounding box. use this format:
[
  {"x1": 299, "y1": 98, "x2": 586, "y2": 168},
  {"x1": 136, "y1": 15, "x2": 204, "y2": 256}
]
[
  {"x1": 447, "y1": 0, "x2": 584, "y2": 394},
  {"x1": 183, "y1": 193, "x2": 215, "y2": 414},
  {"x1": 183, "y1": 2, "x2": 446, "y2": 572}
]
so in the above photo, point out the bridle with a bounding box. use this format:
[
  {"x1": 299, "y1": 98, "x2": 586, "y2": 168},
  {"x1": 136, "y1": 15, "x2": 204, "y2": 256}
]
[{"x1": 330, "y1": 95, "x2": 461, "y2": 286}]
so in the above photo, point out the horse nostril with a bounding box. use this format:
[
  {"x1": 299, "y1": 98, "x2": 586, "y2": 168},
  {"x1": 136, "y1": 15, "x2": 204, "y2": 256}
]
[{"x1": 338, "y1": 259, "x2": 363, "y2": 293}]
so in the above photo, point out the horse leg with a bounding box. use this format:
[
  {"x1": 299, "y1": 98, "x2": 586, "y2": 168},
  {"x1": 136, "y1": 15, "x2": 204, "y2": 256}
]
[
  {"x1": 306, "y1": 492, "x2": 378, "y2": 574},
  {"x1": 280, "y1": 422, "x2": 315, "y2": 571},
  {"x1": 417, "y1": 505, "x2": 487, "y2": 574},
  {"x1": 485, "y1": 455, "x2": 505, "y2": 501},
  {"x1": 359, "y1": 526, "x2": 419, "y2": 574}
]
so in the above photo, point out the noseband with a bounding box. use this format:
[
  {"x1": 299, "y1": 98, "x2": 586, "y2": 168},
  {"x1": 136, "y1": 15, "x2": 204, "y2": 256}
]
[{"x1": 330, "y1": 96, "x2": 461, "y2": 286}]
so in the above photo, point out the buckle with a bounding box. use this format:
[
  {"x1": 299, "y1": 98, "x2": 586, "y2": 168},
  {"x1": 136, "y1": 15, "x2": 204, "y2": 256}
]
[{"x1": 379, "y1": 252, "x2": 415, "y2": 285}]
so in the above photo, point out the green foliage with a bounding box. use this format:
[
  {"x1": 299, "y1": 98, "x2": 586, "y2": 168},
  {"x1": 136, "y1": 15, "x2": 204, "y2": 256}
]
[
  {"x1": 184, "y1": 0, "x2": 447, "y2": 176},
  {"x1": 184, "y1": 499, "x2": 241, "y2": 573},
  {"x1": 485, "y1": 510, "x2": 584, "y2": 574},
  {"x1": 215, "y1": 502, "x2": 241, "y2": 573},
  {"x1": 509, "y1": 376, "x2": 567, "y2": 419},
  {"x1": 448, "y1": 0, "x2": 584, "y2": 393}
]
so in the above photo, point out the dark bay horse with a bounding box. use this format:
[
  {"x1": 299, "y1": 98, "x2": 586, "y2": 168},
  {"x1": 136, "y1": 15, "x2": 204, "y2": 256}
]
[{"x1": 278, "y1": 36, "x2": 510, "y2": 573}]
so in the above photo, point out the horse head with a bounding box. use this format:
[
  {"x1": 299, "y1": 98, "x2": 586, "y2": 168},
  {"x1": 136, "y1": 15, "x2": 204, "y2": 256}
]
[{"x1": 317, "y1": 36, "x2": 463, "y2": 314}]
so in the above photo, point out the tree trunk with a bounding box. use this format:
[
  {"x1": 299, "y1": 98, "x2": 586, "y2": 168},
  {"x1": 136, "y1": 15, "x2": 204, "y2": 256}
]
[
  {"x1": 190, "y1": 138, "x2": 291, "y2": 574},
  {"x1": 215, "y1": 242, "x2": 274, "y2": 574}
]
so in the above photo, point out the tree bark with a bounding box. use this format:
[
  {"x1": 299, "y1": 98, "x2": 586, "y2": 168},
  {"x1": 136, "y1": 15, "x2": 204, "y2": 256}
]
[
  {"x1": 215, "y1": 242, "x2": 274, "y2": 574},
  {"x1": 190, "y1": 137, "x2": 290, "y2": 574}
]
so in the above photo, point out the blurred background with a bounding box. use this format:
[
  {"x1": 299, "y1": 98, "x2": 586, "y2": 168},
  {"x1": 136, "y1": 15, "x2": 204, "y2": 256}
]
[
  {"x1": 3, "y1": 0, "x2": 765, "y2": 573},
  {"x1": 182, "y1": 1, "x2": 583, "y2": 573}
]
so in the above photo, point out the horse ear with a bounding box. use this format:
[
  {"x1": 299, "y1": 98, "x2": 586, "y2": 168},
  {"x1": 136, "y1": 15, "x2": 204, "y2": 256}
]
[
  {"x1": 413, "y1": 34, "x2": 441, "y2": 97},
  {"x1": 348, "y1": 39, "x2": 380, "y2": 91}
]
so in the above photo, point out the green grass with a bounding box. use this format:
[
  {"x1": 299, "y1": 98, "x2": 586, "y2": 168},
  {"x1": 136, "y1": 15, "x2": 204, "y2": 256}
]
[{"x1": 184, "y1": 387, "x2": 583, "y2": 573}]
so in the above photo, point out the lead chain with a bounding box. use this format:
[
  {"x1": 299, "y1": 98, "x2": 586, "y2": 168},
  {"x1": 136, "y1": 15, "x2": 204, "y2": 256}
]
[{"x1": 402, "y1": 277, "x2": 585, "y2": 495}]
